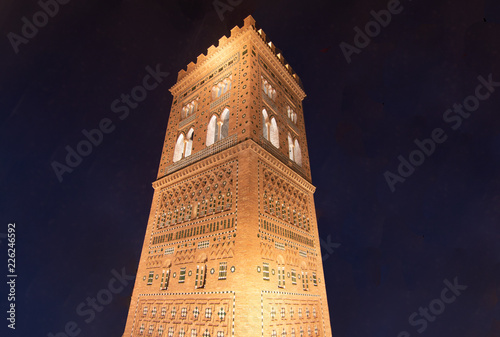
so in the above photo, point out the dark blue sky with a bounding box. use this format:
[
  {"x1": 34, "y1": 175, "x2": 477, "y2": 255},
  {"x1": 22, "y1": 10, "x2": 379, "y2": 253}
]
[{"x1": 1, "y1": 0, "x2": 500, "y2": 336}]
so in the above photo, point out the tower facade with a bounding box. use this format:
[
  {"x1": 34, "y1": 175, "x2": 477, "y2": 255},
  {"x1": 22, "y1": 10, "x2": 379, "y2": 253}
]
[{"x1": 122, "y1": 16, "x2": 332, "y2": 337}]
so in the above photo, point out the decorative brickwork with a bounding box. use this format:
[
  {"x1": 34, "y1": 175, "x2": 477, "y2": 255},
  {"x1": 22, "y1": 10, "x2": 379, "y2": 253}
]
[{"x1": 122, "y1": 16, "x2": 331, "y2": 337}]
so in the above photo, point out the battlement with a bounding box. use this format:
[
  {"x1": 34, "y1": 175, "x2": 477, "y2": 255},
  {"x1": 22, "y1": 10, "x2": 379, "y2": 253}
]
[{"x1": 176, "y1": 15, "x2": 303, "y2": 89}]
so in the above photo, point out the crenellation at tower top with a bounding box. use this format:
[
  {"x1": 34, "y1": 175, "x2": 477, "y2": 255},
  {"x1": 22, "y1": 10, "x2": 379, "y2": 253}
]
[{"x1": 174, "y1": 15, "x2": 303, "y2": 91}]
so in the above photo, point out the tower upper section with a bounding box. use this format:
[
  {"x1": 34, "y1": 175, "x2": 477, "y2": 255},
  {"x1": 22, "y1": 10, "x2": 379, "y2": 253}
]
[{"x1": 157, "y1": 16, "x2": 312, "y2": 182}]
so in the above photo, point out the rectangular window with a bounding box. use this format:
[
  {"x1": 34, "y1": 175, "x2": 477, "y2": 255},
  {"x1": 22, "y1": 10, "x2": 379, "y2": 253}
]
[
  {"x1": 165, "y1": 247, "x2": 174, "y2": 255},
  {"x1": 275, "y1": 242, "x2": 285, "y2": 250},
  {"x1": 147, "y1": 271, "x2": 154, "y2": 285},
  {"x1": 291, "y1": 269, "x2": 297, "y2": 285},
  {"x1": 160, "y1": 269, "x2": 170, "y2": 290},
  {"x1": 195, "y1": 265, "x2": 206, "y2": 288},
  {"x1": 278, "y1": 266, "x2": 285, "y2": 288},
  {"x1": 218, "y1": 262, "x2": 227, "y2": 280},
  {"x1": 313, "y1": 272, "x2": 317, "y2": 286},
  {"x1": 263, "y1": 263, "x2": 270, "y2": 281},
  {"x1": 179, "y1": 267, "x2": 186, "y2": 283}
]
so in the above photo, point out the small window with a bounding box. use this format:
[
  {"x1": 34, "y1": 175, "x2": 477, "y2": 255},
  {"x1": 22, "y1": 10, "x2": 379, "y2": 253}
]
[
  {"x1": 195, "y1": 265, "x2": 206, "y2": 289},
  {"x1": 312, "y1": 272, "x2": 317, "y2": 286},
  {"x1": 160, "y1": 269, "x2": 170, "y2": 290},
  {"x1": 263, "y1": 263, "x2": 270, "y2": 280},
  {"x1": 179, "y1": 268, "x2": 186, "y2": 283},
  {"x1": 278, "y1": 266, "x2": 285, "y2": 288},
  {"x1": 147, "y1": 271, "x2": 154, "y2": 285},
  {"x1": 291, "y1": 269, "x2": 297, "y2": 285},
  {"x1": 218, "y1": 262, "x2": 227, "y2": 280}
]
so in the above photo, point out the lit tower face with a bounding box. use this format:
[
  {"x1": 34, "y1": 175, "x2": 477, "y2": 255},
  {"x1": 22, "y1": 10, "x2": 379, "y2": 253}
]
[{"x1": 122, "y1": 16, "x2": 332, "y2": 337}]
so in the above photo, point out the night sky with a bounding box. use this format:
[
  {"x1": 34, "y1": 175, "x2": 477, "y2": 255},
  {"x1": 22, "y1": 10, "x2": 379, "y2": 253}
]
[{"x1": 1, "y1": 0, "x2": 500, "y2": 336}]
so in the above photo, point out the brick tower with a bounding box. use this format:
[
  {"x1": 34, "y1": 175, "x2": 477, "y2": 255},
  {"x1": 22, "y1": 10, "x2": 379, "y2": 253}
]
[{"x1": 122, "y1": 16, "x2": 332, "y2": 337}]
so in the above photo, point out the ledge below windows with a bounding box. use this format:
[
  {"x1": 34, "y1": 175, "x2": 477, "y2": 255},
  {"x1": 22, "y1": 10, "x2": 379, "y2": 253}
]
[
  {"x1": 178, "y1": 113, "x2": 197, "y2": 129},
  {"x1": 210, "y1": 92, "x2": 231, "y2": 110},
  {"x1": 166, "y1": 134, "x2": 238, "y2": 174},
  {"x1": 259, "y1": 136, "x2": 306, "y2": 180}
]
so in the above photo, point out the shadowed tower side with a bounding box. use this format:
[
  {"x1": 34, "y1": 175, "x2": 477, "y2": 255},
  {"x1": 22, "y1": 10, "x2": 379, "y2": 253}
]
[{"x1": 122, "y1": 15, "x2": 332, "y2": 337}]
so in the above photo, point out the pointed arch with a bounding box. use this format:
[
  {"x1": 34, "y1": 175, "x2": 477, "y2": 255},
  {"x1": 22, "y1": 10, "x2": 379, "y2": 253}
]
[
  {"x1": 262, "y1": 109, "x2": 269, "y2": 140},
  {"x1": 294, "y1": 139, "x2": 302, "y2": 166},
  {"x1": 173, "y1": 133, "x2": 185, "y2": 162},
  {"x1": 185, "y1": 128, "x2": 194, "y2": 157},
  {"x1": 220, "y1": 108, "x2": 230, "y2": 139},
  {"x1": 288, "y1": 133, "x2": 294, "y2": 160},
  {"x1": 270, "y1": 117, "x2": 279, "y2": 148},
  {"x1": 206, "y1": 115, "x2": 217, "y2": 146}
]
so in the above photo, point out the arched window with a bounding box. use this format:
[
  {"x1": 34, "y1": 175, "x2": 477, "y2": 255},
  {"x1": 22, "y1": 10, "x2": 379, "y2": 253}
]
[
  {"x1": 206, "y1": 108, "x2": 230, "y2": 147},
  {"x1": 173, "y1": 128, "x2": 195, "y2": 162},
  {"x1": 262, "y1": 77, "x2": 276, "y2": 101},
  {"x1": 206, "y1": 115, "x2": 217, "y2": 146},
  {"x1": 262, "y1": 110, "x2": 279, "y2": 148},
  {"x1": 181, "y1": 100, "x2": 198, "y2": 119},
  {"x1": 288, "y1": 133, "x2": 294, "y2": 160},
  {"x1": 287, "y1": 106, "x2": 296, "y2": 124},
  {"x1": 222, "y1": 78, "x2": 231, "y2": 94},
  {"x1": 220, "y1": 108, "x2": 229, "y2": 139},
  {"x1": 173, "y1": 133, "x2": 185, "y2": 163},
  {"x1": 262, "y1": 109, "x2": 269, "y2": 140},
  {"x1": 270, "y1": 117, "x2": 279, "y2": 148},
  {"x1": 294, "y1": 139, "x2": 302, "y2": 166},
  {"x1": 212, "y1": 77, "x2": 232, "y2": 100},
  {"x1": 185, "y1": 128, "x2": 194, "y2": 157}
]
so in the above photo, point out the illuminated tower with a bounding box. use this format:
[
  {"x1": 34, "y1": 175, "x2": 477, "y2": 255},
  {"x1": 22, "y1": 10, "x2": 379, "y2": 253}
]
[{"x1": 122, "y1": 16, "x2": 332, "y2": 337}]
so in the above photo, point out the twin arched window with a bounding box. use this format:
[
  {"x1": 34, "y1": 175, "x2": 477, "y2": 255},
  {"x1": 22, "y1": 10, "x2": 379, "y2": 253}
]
[
  {"x1": 262, "y1": 109, "x2": 279, "y2": 148},
  {"x1": 206, "y1": 108, "x2": 230, "y2": 146},
  {"x1": 288, "y1": 133, "x2": 302, "y2": 166},
  {"x1": 181, "y1": 99, "x2": 198, "y2": 119},
  {"x1": 212, "y1": 77, "x2": 232, "y2": 100},
  {"x1": 287, "y1": 106, "x2": 297, "y2": 124},
  {"x1": 262, "y1": 77, "x2": 276, "y2": 100},
  {"x1": 173, "y1": 128, "x2": 194, "y2": 163}
]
